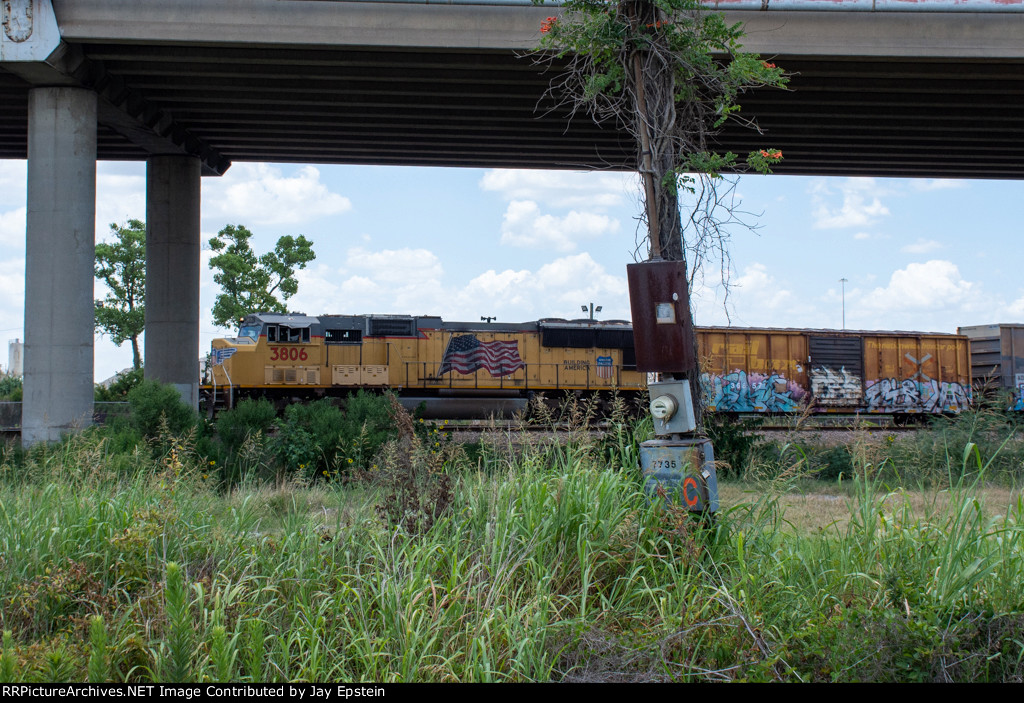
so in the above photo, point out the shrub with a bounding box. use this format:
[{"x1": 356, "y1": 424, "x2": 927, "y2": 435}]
[
  {"x1": 812, "y1": 445, "x2": 854, "y2": 481},
  {"x1": 272, "y1": 399, "x2": 345, "y2": 479},
  {"x1": 337, "y1": 390, "x2": 397, "y2": 464},
  {"x1": 126, "y1": 381, "x2": 200, "y2": 440},
  {"x1": 0, "y1": 375, "x2": 21, "y2": 402},
  {"x1": 214, "y1": 398, "x2": 277, "y2": 485},
  {"x1": 704, "y1": 414, "x2": 763, "y2": 479},
  {"x1": 216, "y1": 398, "x2": 276, "y2": 456},
  {"x1": 374, "y1": 395, "x2": 454, "y2": 536},
  {"x1": 94, "y1": 367, "x2": 144, "y2": 402}
]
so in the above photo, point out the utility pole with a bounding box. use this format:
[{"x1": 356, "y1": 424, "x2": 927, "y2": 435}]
[{"x1": 839, "y1": 278, "x2": 848, "y2": 330}]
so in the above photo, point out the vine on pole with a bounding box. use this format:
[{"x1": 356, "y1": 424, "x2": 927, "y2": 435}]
[{"x1": 534, "y1": 0, "x2": 788, "y2": 422}]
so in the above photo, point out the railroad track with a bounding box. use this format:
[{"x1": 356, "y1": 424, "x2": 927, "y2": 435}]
[{"x1": 431, "y1": 416, "x2": 924, "y2": 435}]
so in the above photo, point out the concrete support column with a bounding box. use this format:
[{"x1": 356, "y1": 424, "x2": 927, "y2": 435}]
[
  {"x1": 145, "y1": 155, "x2": 201, "y2": 409},
  {"x1": 23, "y1": 87, "x2": 98, "y2": 446}
]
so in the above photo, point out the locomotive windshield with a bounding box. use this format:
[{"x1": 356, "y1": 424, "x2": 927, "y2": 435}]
[{"x1": 238, "y1": 325, "x2": 260, "y2": 343}]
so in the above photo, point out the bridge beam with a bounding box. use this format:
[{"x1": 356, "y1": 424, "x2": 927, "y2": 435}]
[
  {"x1": 22, "y1": 86, "x2": 97, "y2": 446},
  {"x1": 145, "y1": 155, "x2": 202, "y2": 409}
]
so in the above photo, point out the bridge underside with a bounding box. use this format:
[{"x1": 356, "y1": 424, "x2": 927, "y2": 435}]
[
  {"x1": 4, "y1": 2, "x2": 1024, "y2": 445},
  {"x1": 2, "y1": 43, "x2": 1023, "y2": 179}
]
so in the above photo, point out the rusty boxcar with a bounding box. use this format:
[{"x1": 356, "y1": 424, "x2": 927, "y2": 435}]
[
  {"x1": 697, "y1": 327, "x2": 970, "y2": 415},
  {"x1": 958, "y1": 323, "x2": 1024, "y2": 410}
]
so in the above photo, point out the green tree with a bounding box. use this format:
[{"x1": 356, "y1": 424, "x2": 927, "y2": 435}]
[
  {"x1": 94, "y1": 219, "x2": 147, "y2": 370},
  {"x1": 536, "y1": 0, "x2": 787, "y2": 420},
  {"x1": 208, "y1": 224, "x2": 316, "y2": 328}
]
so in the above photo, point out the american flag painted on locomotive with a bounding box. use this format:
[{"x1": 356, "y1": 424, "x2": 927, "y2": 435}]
[{"x1": 438, "y1": 335, "x2": 525, "y2": 377}]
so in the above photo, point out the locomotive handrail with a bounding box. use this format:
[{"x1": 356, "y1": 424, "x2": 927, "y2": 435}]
[{"x1": 403, "y1": 361, "x2": 627, "y2": 392}]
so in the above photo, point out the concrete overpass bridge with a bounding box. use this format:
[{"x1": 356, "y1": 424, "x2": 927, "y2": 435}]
[{"x1": 3, "y1": 0, "x2": 1024, "y2": 442}]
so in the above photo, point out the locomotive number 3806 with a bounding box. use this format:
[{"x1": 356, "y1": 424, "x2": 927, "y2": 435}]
[{"x1": 269, "y1": 347, "x2": 308, "y2": 362}]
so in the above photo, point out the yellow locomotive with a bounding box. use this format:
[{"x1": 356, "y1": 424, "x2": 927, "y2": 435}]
[
  {"x1": 204, "y1": 312, "x2": 971, "y2": 417},
  {"x1": 205, "y1": 313, "x2": 644, "y2": 412}
]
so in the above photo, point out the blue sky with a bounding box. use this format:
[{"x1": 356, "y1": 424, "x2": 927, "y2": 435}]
[{"x1": 1, "y1": 159, "x2": 1023, "y2": 380}]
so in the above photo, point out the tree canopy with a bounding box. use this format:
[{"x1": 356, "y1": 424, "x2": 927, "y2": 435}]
[
  {"x1": 208, "y1": 224, "x2": 316, "y2": 328},
  {"x1": 535, "y1": 0, "x2": 788, "y2": 421},
  {"x1": 536, "y1": 0, "x2": 787, "y2": 261},
  {"x1": 94, "y1": 219, "x2": 147, "y2": 370}
]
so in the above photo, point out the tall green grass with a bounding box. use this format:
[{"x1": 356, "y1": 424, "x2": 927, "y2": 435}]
[{"x1": 0, "y1": 406, "x2": 1021, "y2": 682}]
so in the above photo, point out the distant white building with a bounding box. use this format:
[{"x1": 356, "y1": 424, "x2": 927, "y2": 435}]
[{"x1": 8, "y1": 339, "x2": 22, "y2": 377}]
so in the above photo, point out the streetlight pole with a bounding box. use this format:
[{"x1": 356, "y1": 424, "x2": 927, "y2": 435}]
[
  {"x1": 581, "y1": 303, "x2": 602, "y2": 321},
  {"x1": 839, "y1": 278, "x2": 848, "y2": 330}
]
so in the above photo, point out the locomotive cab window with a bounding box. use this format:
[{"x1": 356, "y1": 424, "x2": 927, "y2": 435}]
[
  {"x1": 266, "y1": 325, "x2": 310, "y2": 343},
  {"x1": 283, "y1": 326, "x2": 310, "y2": 343}
]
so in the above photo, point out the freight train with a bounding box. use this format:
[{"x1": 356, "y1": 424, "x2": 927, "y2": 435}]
[{"x1": 203, "y1": 312, "x2": 977, "y2": 418}]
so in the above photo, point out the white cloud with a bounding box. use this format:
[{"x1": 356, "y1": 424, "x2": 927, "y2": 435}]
[
  {"x1": 691, "y1": 262, "x2": 825, "y2": 327},
  {"x1": 288, "y1": 248, "x2": 448, "y2": 316},
  {"x1": 858, "y1": 260, "x2": 980, "y2": 318},
  {"x1": 480, "y1": 169, "x2": 634, "y2": 210},
  {"x1": 811, "y1": 177, "x2": 890, "y2": 229},
  {"x1": 1006, "y1": 295, "x2": 1024, "y2": 318},
  {"x1": 290, "y1": 247, "x2": 630, "y2": 323},
  {"x1": 854, "y1": 232, "x2": 871, "y2": 241},
  {"x1": 0, "y1": 207, "x2": 25, "y2": 249},
  {"x1": 499, "y1": 200, "x2": 618, "y2": 252},
  {"x1": 96, "y1": 170, "x2": 146, "y2": 235},
  {"x1": 900, "y1": 238, "x2": 943, "y2": 254},
  {"x1": 204, "y1": 163, "x2": 352, "y2": 226},
  {"x1": 0, "y1": 161, "x2": 26, "y2": 210},
  {"x1": 453, "y1": 252, "x2": 629, "y2": 321},
  {"x1": 344, "y1": 247, "x2": 443, "y2": 286}
]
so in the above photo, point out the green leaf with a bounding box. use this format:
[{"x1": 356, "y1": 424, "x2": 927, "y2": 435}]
[{"x1": 208, "y1": 225, "x2": 317, "y2": 328}]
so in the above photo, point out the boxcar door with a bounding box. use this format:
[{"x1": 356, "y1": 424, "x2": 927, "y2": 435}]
[{"x1": 808, "y1": 336, "x2": 864, "y2": 408}]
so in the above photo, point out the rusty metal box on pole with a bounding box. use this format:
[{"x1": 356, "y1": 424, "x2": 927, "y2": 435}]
[{"x1": 626, "y1": 260, "x2": 694, "y2": 373}]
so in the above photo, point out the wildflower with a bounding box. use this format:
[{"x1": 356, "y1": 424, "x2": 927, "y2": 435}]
[
  {"x1": 763, "y1": 61, "x2": 776, "y2": 69},
  {"x1": 347, "y1": 458, "x2": 354, "y2": 464},
  {"x1": 209, "y1": 460, "x2": 216, "y2": 466}
]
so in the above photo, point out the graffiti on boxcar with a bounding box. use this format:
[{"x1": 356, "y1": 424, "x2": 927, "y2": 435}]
[
  {"x1": 809, "y1": 366, "x2": 861, "y2": 402},
  {"x1": 863, "y1": 378, "x2": 920, "y2": 411},
  {"x1": 1013, "y1": 385, "x2": 1024, "y2": 412},
  {"x1": 864, "y1": 377, "x2": 971, "y2": 413},
  {"x1": 701, "y1": 370, "x2": 808, "y2": 412},
  {"x1": 862, "y1": 351, "x2": 971, "y2": 413}
]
